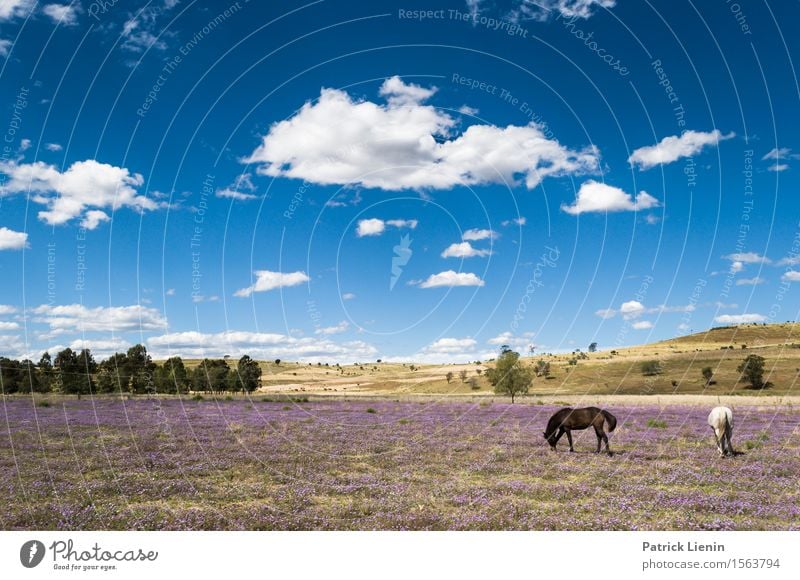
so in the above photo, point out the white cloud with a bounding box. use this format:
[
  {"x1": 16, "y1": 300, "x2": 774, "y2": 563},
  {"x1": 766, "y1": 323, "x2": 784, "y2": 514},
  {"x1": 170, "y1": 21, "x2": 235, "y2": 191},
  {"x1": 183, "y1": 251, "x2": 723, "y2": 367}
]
[
  {"x1": 0, "y1": 159, "x2": 155, "y2": 226},
  {"x1": 315, "y1": 321, "x2": 349, "y2": 335},
  {"x1": 730, "y1": 261, "x2": 744, "y2": 274},
  {"x1": 736, "y1": 277, "x2": 765, "y2": 286},
  {"x1": 68, "y1": 338, "x2": 132, "y2": 358},
  {"x1": 0, "y1": 305, "x2": 17, "y2": 315},
  {"x1": 42, "y1": 4, "x2": 79, "y2": 26},
  {"x1": 244, "y1": 77, "x2": 599, "y2": 192},
  {"x1": 776, "y1": 255, "x2": 800, "y2": 267},
  {"x1": 342, "y1": 292, "x2": 356, "y2": 301},
  {"x1": 619, "y1": 300, "x2": 645, "y2": 320},
  {"x1": 632, "y1": 320, "x2": 653, "y2": 330},
  {"x1": 714, "y1": 314, "x2": 766, "y2": 324},
  {"x1": 724, "y1": 252, "x2": 770, "y2": 264},
  {"x1": 462, "y1": 228, "x2": 497, "y2": 241},
  {"x1": 418, "y1": 270, "x2": 484, "y2": 288},
  {"x1": 458, "y1": 105, "x2": 479, "y2": 116},
  {"x1": 781, "y1": 271, "x2": 800, "y2": 282},
  {"x1": 0, "y1": 0, "x2": 34, "y2": 21},
  {"x1": 356, "y1": 218, "x2": 417, "y2": 237},
  {"x1": 0, "y1": 39, "x2": 10, "y2": 56},
  {"x1": 31, "y1": 304, "x2": 168, "y2": 335},
  {"x1": 510, "y1": 0, "x2": 615, "y2": 21},
  {"x1": 19, "y1": 138, "x2": 31, "y2": 151},
  {"x1": 234, "y1": 270, "x2": 309, "y2": 297},
  {"x1": 424, "y1": 337, "x2": 476, "y2": 353},
  {"x1": 595, "y1": 308, "x2": 617, "y2": 319},
  {"x1": 165, "y1": 288, "x2": 176, "y2": 296},
  {"x1": 216, "y1": 187, "x2": 257, "y2": 201},
  {"x1": 501, "y1": 217, "x2": 526, "y2": 227},
  {"x1": 80, "y1": 210, "x2": 110, "y2": 230},
  {"x1": 628, "y1": 130, "x2": 734, "y2": 170},
  {"x1": 147, "y1": 330, "x2": 377, "y2": 362},
  {"x1": 768, "y1": 164, "x2": 789, "y2": 172},
  {"x1": 0, "y1": 321, "x2": 20, "y2": 330},
  {"x1": 762, "y1": 147, "x2": 791, "y2": 160},
  {"x1": 487, "y1": 331, "x2": 536, "y2": 351},
  {"x1": 561, "y1": 180, "x2": 659, "y2": 215},
  {"x1": 441, "y1": 241, "x2": 491, "y2": 258},
  {"x1": 215, "y1": 173, "x2": 258, "y2": 201},
  {"x1": 0, "y1": 227, "x2": 28, "y2": 250}
]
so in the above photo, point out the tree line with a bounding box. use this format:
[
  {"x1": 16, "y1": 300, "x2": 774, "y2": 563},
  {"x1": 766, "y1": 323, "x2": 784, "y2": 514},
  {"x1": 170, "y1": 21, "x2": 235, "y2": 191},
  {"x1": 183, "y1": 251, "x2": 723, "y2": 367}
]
[{"x1": 0, "y1": 345, "x2": 262, "y2": 395}]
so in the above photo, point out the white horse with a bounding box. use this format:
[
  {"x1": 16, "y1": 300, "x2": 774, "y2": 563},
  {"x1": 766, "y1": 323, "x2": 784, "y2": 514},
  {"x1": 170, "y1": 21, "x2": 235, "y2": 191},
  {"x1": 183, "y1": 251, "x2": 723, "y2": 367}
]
[{"x1": 708, "y1": 406, "x2": 734, "y2": 457}]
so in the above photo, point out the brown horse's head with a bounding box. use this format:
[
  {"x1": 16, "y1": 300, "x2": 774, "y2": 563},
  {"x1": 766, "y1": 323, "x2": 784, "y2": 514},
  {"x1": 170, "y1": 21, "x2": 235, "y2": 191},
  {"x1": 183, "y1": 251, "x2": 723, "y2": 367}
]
[{"x1": 543, "y1": 430, "x2": 557, "y2": 449}]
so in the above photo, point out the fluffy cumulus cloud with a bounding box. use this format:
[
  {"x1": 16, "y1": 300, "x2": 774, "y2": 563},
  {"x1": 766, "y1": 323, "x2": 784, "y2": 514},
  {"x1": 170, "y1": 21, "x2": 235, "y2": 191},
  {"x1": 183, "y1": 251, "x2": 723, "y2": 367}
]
[
  {"x1": 714, "y1": 314, "x2": 766, "y2": 324},
  {"x1": 244, "y1": 77, "x2": 599, "y2": 192},
  {"x1": 782, "y1": 271, "x2": 800, "y2": 282},
  {"x1": 0, "y1": 227, "x2": 28, "y2": 250},
  {"x1": 31, "y1": 304, "x2": 168, "y2": 335},
  {"x1": 67, "y1": 338, "x2": 133, "y2": 358},
  {"x1": 0, "y1": 0, "x2": 34, "y2": 21},
  {"x1": 234, "y1": 270, "x2": 309, "y2": 297},
  {"x1": 441, "y1": 241, "x2": 491, "y2": 258},
  {"x1": 619, "y1": 300, "x2": 645, "y2": 319},
  {"x1": 628, "y1": 130, "x2": 734, "y2": 170},
  {"x1": 356, "y1": 218, "x2": 417, "y2": 237},
  {"x1": 0, "y1": 159, "x2": 156, "y2": 228},
  {"x1": 632, "y1": 320, "x2": 653, "y2": 330},
  {"x1": 147, "y1": 330, "x2": 377, "y2": 361},
  {"x1": 561, "y1": 180, "x2": 659, "y2": 215},
  {"x1": 385, "y1": 336, "x2": 495, "y2": 364},
  {"x1": 42, "y1": 4, "x2": 79, "y2": 25},
  {"x1": 418, "y1": 270, "x2": 484, "y2": 288}
]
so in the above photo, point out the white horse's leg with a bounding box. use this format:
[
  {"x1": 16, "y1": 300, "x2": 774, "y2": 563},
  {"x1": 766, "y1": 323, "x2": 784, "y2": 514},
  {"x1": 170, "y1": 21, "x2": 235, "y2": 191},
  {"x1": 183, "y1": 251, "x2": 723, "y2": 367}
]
[{"x1": 713, "y1": 427, "x2": 724, "y2": 456}]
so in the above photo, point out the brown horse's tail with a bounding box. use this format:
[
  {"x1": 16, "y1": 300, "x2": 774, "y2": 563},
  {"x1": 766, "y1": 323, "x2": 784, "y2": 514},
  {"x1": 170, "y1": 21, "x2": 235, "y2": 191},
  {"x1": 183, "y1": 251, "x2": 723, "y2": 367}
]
[{"x1": 601, "y1": 410, "x2": 617, "y2": 432}]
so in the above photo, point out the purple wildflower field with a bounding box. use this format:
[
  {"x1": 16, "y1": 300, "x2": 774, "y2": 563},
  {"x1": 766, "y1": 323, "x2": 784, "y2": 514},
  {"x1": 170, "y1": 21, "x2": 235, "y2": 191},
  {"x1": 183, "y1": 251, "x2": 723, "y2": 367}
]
[{"x1": 1, "y1": 397, "x2": 799, "y2": 530}]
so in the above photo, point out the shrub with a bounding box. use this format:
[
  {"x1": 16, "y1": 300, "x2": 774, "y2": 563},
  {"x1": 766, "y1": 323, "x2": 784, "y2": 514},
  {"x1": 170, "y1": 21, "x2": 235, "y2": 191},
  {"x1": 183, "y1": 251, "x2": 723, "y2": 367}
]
[
  {"x1": 366, "y1": 408, "x2": 377, "y2": 414},
  {"x1": 37, "y1": 400, "x2": 51, "y2": 408},
  {"x1": 646, "y1": 419, "x2": 668, "y2": 429},
  {"x1": 641, "y1": 360, "x2": 662, "y2": 376}
]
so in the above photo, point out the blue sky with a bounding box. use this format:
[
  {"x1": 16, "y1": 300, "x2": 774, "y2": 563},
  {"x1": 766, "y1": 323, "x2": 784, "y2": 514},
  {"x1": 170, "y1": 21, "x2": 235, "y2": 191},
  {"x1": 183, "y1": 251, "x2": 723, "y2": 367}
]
[{"x1": 0, "y1": 0, "x2": 799, "y2": 363}]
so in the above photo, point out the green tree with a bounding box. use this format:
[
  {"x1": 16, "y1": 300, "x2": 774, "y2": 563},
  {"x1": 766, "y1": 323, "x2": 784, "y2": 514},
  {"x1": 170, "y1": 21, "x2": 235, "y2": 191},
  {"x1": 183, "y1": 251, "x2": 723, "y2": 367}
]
[
  {"x1": 96, "y1": 353, "x2": 128, "y2": 393},
  {"x1": 230, "y1": 355, "x2": 262, "y2": 393},
  {"x1": 641, "y1": 360, "x2": 662, "y2": 376},
  {"x1": 192, "y1": 359, "x2": 230, "y2": 393},
  {"x1": 485, "y1": 349, "x2": 533, "y2": 403},
  {"x1": 737, "y1": 354, "x2": 767, "y2": 389},
  {"x1": 459, "y1": 369, "x2": 468, "y2": 382},
  {"x1": 124, "y1": 344, "x2": 157, "y2": 394},
  {"x1": 155, "y1": 357, "x2": 189, "y2": 394},
  {"x1": 588, "y1": 342, "x2": 598, "y2": 353},
  {"x1": 535, "y1": 359, "x2": 551, "y2": 378},
  {"x1": 445, "y1": 371, "x2": 453, "y2": 384},
  {"x1": 701, "y1": 366, "x2": 714, "y2": 385},
  {"x1": 36, "y1": 352, "x2": 55, "y2": 393},
  {"x1": 0, "y1": 358, "x2": 39, "y2": 393},
  {"x1": 54, "y1": 348, "x2": 96, "y2": 394}
]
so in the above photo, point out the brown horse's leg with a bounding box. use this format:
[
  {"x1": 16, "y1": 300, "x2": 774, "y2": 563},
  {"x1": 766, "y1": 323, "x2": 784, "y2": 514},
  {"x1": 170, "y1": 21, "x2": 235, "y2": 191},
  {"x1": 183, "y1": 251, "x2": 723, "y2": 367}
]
[
  {"x1": 593, "y1": 425, "x2": 603, "y2": 453},
  {"x1": 552, "y1": 427, "x2": 565, "y2": 450},
  {"x1": 565, "y1": 429, "x2": 574, "y2": 452},
  {"x1": 601, "y1": 431, "x2": 611, "y2": 456}
]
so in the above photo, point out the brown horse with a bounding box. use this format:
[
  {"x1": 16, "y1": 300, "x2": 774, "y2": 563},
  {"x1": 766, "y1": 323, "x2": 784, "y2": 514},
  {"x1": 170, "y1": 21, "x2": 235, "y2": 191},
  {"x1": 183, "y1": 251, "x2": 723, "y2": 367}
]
[{"x1": 543, "y1": 407, "x2": 617, "y2": 455}]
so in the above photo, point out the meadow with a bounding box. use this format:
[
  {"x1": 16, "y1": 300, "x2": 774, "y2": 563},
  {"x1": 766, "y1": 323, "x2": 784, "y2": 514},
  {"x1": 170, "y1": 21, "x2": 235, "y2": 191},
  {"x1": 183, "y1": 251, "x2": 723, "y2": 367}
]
[{"x1": 2, "y1": 396, "x2": 799, "y2": 530}]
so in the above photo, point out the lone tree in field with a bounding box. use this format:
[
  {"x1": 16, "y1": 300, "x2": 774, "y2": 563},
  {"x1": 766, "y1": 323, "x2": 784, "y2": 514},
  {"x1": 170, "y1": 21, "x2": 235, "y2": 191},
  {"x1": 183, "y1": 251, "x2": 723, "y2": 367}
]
[
  {"x1": 641, "y1": 360, "x2": 662, "y2": 376},
  {"x1": 459, "y1": 369, "x2": 468, "y2": 382},
  {"x1": 701, "y1": 366, "x2": 714, "y2": 385},
  {"x1": 534, "y1": 359, "x2": 551, "y2": 378},
  {"x1": 486, "y1": 349, "x2": 533, "y2": 403},
  {"x1": 737, "y1": 354, "x2": 767, "y2": 389},
  {"x1": 588, "y1": 342, "x2": 598, "y2": 353},
  {"x1": 445, "y1": 371, "x2": 453, "y2": 384}
]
